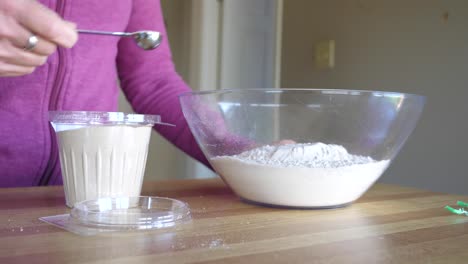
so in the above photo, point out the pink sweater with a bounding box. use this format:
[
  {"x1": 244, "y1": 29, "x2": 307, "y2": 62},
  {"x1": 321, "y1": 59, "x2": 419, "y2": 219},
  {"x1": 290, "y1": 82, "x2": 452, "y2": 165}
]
[{"x1": 0, "y1": 0, "x2": 209, "y2": 187}]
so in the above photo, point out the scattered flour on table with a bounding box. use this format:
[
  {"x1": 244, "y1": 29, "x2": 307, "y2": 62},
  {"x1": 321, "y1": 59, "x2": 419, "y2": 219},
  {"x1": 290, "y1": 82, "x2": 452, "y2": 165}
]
[{"x1": 210, "y1": 143, "x2": 390, "y2": 207}]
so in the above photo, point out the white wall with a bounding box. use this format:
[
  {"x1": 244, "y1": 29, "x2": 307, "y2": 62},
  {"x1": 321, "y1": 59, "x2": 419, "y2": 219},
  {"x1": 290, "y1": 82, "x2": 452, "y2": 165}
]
[{"x1": 281, "y1": 0, "x2": 468, "y2": 194}]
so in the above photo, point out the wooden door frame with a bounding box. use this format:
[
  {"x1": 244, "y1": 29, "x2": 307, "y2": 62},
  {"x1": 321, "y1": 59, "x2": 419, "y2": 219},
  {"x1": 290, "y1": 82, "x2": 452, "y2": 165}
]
[{"x1": 188, "y1": 0, "x2": 283, "y2": 91}]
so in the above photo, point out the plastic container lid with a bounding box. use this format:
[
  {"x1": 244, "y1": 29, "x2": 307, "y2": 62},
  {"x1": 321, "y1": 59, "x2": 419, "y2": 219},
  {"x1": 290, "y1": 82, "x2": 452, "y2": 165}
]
[
  {"x1": 49, "y1": 111, "x2": 174, "y2": 126},
  {"x1": 70, "y1": 196, "x2": 191, "y2": 230}
]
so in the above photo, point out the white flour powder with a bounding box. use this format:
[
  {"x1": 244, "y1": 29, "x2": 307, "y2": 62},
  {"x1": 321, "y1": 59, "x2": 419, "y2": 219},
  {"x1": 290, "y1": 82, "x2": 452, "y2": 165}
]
[
  {"x1": 210, "y1": 143, "x2": 390, "y2": 207},
  {"x1": 57, "y1": 126, "x2": 152, "y2": 207}
]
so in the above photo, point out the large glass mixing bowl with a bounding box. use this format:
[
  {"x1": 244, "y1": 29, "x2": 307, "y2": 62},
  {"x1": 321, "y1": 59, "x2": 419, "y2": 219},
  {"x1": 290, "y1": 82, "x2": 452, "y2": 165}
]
[{"x1": 180, "y1": 89, "x2": 425, "y2": 208}]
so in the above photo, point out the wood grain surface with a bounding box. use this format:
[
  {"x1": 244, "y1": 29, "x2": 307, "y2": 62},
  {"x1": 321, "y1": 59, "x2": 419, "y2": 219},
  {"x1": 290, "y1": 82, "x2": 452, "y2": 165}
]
[{"x1": 1, "y1": 178, "x2": 468, "y2": 264}]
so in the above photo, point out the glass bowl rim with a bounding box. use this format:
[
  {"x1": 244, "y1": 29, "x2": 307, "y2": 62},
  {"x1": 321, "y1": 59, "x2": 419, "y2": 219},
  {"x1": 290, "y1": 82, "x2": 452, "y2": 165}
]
[{"x1": 179, "y1": 88, "x2": 425, "y2": 102}]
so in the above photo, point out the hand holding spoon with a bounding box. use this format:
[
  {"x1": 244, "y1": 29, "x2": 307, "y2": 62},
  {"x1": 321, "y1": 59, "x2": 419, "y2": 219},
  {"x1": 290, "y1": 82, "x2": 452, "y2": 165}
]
[{"x1": 77, "y1": 29, "x2": 162, "y2": 50}]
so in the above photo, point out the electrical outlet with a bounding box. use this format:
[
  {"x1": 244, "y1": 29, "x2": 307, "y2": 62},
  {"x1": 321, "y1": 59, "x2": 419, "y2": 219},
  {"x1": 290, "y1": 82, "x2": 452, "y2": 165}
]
[{"x1": 315, "y1": 40, "x2": 335, "y2": 69}]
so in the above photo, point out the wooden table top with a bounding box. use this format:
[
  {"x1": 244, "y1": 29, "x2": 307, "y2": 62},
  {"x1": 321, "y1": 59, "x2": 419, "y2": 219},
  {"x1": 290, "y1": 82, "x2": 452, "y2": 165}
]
[{"x1": 1, "y1": 178, "x2": 468, "y2": 264}]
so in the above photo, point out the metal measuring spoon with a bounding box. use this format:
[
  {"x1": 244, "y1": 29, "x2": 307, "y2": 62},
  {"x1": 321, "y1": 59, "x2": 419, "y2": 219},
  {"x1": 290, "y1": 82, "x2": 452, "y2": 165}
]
[{"x1": 77, "y1": 29, "x2": 162, "y2": 50}]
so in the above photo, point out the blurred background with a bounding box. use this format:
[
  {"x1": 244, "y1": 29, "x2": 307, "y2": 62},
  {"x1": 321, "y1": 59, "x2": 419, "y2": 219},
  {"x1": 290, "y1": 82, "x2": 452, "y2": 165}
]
[{"x1": 119, "y1": 0, "x2": 468, "y2": 195}]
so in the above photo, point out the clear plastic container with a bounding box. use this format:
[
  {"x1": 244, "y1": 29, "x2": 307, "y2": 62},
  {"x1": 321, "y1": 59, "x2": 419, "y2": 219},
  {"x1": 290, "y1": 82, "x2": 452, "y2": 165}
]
[
  {"x1": 49, "y1": 111, "x2": 172, "y2": 207},
  {"x1": 70, "y1": 196, "x2": 191, "y2": 230}
]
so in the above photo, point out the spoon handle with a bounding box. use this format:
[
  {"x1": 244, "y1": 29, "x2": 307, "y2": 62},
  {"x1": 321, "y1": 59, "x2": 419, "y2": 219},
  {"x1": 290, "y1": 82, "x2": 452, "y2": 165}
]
[{"x1": 77, "y1": 29, "x2": 132, "y2": 37}]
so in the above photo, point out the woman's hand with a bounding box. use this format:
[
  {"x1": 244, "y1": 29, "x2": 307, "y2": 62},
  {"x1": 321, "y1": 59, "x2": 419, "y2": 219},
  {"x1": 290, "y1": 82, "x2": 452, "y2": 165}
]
[{"x1": 0, "y1": 0, "x2": 78, "y2": 76}]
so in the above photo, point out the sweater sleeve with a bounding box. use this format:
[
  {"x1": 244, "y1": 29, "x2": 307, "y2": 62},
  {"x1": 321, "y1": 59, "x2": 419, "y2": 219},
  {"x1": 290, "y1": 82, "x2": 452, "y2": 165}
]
[{"x1": 116, "y1": 0, "x2": 210, "y2": 168}]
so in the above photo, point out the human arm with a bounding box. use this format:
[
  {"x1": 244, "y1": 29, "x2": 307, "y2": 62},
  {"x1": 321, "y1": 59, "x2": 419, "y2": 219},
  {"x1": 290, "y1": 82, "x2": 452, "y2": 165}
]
[{"x1": 116, "y1": 0, "x2": 211, "y2": 167}]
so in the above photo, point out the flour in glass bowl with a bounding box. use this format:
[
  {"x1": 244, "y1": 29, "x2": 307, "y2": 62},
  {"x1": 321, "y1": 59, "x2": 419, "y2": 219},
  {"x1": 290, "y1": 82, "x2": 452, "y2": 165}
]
[{"x1": 210, "y1": 143, "x2": 390, "y2": 207}]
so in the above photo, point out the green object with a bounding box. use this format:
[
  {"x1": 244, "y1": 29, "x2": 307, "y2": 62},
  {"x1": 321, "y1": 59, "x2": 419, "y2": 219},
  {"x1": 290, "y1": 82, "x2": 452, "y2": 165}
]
[
  {"x1": 445, "y1": 201, "x2": 468, "y2": 216},
  {"x1": 445, "y1": 206, "x2": 467, "y2": 215}
]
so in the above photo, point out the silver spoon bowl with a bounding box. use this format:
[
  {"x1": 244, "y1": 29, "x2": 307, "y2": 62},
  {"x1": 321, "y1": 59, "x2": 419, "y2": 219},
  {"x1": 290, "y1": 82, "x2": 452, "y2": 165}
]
[{"x1": 78, "y1": 29, "x2": 162, "y2": 50}]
